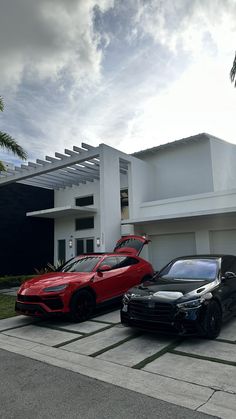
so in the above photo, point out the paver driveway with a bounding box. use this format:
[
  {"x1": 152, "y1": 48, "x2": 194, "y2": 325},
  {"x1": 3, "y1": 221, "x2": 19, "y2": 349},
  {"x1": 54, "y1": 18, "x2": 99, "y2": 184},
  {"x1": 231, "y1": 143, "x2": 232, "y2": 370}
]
[{"x1": 0, "y1": 308, "x2": 235, "y2": 419}]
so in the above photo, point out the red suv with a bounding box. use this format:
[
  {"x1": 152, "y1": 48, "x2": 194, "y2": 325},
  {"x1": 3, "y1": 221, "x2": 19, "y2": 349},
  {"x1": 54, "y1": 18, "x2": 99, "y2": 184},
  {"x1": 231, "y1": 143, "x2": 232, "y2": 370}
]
[{"x1": 15, "y1": 235, "x2": 154, "y2": 321}]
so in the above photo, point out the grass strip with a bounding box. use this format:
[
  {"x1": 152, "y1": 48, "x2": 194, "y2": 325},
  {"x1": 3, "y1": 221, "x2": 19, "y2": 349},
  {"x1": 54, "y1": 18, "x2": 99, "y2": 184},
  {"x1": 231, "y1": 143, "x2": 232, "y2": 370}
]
[
  {"x1": 170, "y1": 349, "x2": 236, "y2": 367},
  {"x1": 132, "y1": 338, "x2": 183, "y2": 369},
  {"x1": 0, "y1": 295, "x2": 17, "y2": 319}
]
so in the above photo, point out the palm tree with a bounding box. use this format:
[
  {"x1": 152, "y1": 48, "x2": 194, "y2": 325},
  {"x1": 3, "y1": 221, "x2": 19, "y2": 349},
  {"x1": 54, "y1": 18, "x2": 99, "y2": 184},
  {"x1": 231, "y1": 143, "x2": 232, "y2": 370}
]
[
  {"x1": 0, "y1": 96, "x2": 27, "y2": 171},
  {"x1": 230, "y1": 52, "x2": 236, "y2": 87}
]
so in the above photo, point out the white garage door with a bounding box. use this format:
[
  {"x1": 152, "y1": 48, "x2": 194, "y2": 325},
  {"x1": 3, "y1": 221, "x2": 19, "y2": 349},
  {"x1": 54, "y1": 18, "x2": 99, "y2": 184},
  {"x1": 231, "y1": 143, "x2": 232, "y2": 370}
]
[
  {"x1": 150, "y1": 233, "x2": 196, "y2": 271},
  {"x1": 210, "y1": 230, "x2": 236, "y2": 255}
]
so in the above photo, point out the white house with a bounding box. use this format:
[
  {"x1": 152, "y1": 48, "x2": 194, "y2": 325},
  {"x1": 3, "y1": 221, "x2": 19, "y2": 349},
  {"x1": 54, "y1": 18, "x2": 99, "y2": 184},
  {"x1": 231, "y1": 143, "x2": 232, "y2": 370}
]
[{"x1": 1, "y1": 133, "x2": 236, "y2": 271}]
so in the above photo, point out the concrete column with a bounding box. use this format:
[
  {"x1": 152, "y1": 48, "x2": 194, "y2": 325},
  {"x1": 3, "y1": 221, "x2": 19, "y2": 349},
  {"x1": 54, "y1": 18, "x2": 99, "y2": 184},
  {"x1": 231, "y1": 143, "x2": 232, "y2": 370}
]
[{"x1": 99, "y1": 145, "x2": 121, "y2": 251}]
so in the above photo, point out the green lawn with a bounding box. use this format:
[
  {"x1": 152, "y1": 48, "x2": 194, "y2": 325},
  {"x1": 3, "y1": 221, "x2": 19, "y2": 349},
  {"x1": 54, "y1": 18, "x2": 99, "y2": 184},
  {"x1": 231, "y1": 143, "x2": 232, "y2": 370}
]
[{"x1": 0, "y1": 294, "x2": 17, "y2": 319}]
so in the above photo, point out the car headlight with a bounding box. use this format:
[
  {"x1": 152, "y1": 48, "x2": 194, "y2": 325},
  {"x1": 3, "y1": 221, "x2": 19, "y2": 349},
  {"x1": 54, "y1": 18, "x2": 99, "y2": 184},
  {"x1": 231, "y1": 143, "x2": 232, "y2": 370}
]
[
  {"x1": 43, "y1": 284, "x2": 68, "y2": 292},
  {"x1": 177, "y1": 299, "x2": 202, "y2": 310},
  {"x1": 177, "y1": 292, "x2": 212, "y2": 310}
]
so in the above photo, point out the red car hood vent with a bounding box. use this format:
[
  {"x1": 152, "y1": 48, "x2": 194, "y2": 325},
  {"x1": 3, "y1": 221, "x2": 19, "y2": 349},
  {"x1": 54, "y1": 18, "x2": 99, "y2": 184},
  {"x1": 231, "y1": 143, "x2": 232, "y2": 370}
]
[{"x1": 114, "y1": 235, "x2": 150, "y2": 256}]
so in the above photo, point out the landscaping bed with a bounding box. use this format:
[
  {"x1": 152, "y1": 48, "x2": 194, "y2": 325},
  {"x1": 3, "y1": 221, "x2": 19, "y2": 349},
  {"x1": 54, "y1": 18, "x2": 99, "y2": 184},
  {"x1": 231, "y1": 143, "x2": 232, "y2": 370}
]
[
  {"x1": 0, "y1": 275, "x2": 34, "y2": 290},
  {"x1": 0, "y1": 295, "x2": 17, "y2": 319}
]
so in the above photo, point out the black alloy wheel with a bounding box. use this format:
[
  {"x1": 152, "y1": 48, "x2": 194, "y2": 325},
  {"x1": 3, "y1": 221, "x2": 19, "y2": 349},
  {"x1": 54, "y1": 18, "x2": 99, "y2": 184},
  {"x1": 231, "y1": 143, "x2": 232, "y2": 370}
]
[
  {"x1": 70, "y1": 290, "x2": 95, "y2": 322},
  {"x1": 202, "y1": 300, "x2": 222, "y2": 339}
]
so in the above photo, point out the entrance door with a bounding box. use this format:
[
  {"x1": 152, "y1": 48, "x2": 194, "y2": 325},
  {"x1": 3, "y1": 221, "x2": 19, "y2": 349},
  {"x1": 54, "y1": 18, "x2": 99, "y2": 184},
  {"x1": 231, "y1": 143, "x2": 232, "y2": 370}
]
[{"x1": 76, "y1": 238, "x2": 94, "y2": 255}]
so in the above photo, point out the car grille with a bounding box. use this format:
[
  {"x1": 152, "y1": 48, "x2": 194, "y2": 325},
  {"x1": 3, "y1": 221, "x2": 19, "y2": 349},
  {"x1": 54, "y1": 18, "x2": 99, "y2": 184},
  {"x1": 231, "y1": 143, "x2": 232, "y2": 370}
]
[
  {"x1": 17, "y1": 295, "x2": 41, "y2": 302},
  {"x1": 17, "y1": 294, "x2": 63, "y2": 310},
  {"x1": 129, "y1": 299, "x2": 175, "y2": 323}
]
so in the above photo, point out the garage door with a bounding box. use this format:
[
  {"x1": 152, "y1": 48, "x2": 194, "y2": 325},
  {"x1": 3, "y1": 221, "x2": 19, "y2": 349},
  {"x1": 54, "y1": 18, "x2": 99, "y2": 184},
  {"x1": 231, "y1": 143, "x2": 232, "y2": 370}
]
[
  {"x1": 150, "y1": 233, "x2": 196, "y2": 271},
  {"x1": 210, "y1": 230, "x2": 236, "y2": 255}
]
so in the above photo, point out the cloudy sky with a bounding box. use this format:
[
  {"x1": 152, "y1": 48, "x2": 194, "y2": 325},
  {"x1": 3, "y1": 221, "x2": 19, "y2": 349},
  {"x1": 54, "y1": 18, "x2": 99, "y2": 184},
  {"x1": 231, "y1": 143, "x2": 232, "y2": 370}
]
[{"x1": 0, "y1": 0, "x2": 236, "y2": 165}]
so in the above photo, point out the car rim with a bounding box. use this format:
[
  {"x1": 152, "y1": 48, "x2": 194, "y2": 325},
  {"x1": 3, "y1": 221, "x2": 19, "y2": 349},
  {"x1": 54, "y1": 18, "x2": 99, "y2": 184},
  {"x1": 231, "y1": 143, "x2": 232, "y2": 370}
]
[{"x1": 209, "y1": 311, "x2": 220, "y2": 332}]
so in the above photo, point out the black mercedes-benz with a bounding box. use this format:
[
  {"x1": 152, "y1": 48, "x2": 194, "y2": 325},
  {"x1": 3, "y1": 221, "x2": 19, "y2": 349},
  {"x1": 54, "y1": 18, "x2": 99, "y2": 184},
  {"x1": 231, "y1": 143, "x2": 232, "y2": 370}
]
[{"x1": 121, "y1": 255, "x2": 236, "y2": 339}]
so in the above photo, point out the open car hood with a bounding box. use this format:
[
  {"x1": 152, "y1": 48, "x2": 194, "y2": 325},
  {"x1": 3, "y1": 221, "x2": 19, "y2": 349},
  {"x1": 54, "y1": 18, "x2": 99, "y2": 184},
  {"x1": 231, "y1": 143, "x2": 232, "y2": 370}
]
[{"x1": 113, "y1": 235, "x2": 150, "y2": 256}]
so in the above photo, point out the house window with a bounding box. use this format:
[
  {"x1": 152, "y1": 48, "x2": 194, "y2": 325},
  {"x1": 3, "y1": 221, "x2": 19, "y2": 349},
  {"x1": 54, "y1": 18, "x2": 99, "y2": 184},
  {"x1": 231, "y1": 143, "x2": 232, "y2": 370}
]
[
  {"x1": 75, "y1": 195, "x2": 94, "y2": 206},
  {"x1": 76, "y1": 238, "x2": 94, "y2": 255},
  {"x1": 75, "y1": 217, "x2": 94, "y2": 230},
  {"x1": 120, "y1": 188, "x2": 129, "y2": 220}
]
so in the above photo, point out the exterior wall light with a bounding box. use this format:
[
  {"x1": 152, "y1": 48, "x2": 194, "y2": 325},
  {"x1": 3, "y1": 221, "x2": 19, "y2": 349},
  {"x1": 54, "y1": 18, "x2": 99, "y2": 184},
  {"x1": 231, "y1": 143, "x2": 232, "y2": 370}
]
[
  {"x1": 96, "y1": 237, "x2": 100, "y2": 247},
  {"x1": 69, "y1": 236, "x2": 73, "y2": 248}
]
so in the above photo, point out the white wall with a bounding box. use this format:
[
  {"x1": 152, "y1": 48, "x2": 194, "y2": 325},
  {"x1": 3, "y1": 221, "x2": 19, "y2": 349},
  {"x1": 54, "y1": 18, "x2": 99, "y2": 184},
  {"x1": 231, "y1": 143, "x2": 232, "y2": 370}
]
[
  {"x1": 210, "y1": 137, "x2": 236, "y2": 191},
  {"x1": 54, "y1": 181, "x2": 100, "y2": 261},
  {"x1": 137, "y1": 137, "x2": 214, "y2": 200},
  {"x1": 128, "y1": 156, "x2": 155, "y2": 220}
]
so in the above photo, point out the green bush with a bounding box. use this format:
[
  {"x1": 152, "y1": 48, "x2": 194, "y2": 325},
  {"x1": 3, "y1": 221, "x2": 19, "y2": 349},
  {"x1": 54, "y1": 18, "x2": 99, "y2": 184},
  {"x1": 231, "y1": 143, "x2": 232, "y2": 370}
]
[{"x1": 0, "y1": 275, "x2": 35, "y2": 289}]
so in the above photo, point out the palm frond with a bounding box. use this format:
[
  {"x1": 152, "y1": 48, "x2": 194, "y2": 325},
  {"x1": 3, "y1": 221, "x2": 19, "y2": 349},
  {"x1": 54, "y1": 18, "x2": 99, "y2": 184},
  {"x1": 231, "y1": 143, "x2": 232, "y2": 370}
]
[
  {"x1": 0, "y1": 131, "x2": 27, "y2": 160},
  {"x1": 230, "y1": 52, "x2": 236, "y2": 87},
  {"x1": 0, "y1": 96, "x2": 4, "y2": 112}
]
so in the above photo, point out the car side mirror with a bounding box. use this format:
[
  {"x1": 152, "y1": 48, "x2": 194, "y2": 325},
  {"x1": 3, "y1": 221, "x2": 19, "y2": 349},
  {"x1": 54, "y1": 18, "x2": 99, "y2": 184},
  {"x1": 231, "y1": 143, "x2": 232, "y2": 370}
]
[
  {"x1": 222, "y1": 271, "x2": 236, "y2": 281},
  {"x1": 97, "y1": 265, "x2": 111, "y2": 273}
]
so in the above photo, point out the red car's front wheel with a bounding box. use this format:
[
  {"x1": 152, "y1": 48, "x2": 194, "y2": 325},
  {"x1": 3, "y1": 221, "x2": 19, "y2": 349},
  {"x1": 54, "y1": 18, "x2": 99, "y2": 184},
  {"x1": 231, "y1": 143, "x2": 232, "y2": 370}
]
[{"x1": 70, "y1": 290, "x2": 95, "y2": 322}]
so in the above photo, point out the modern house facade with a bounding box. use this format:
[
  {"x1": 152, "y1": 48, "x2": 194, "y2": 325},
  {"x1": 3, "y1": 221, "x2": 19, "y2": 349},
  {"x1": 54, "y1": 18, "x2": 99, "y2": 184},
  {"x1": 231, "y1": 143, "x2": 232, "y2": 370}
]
[{"x1": 1, "y1": 133, "x2": 236, "y2": 272}]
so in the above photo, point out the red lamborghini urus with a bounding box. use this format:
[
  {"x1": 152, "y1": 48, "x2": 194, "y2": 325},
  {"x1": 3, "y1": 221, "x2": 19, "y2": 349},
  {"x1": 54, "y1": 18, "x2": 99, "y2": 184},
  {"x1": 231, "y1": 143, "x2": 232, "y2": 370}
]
[{"x1": 15, "y1": 235, "x2": 154, "y2": 321}]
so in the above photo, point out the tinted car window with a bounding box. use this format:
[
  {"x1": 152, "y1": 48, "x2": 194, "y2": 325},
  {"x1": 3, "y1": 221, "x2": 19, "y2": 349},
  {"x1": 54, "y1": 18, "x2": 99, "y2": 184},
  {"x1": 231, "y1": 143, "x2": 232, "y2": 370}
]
[
  {"x1": 115, "y1": 256, "x2": 139, "y2": 268},
  {"x1": 99, "y1": 257, "x2": 119, "y2": 270},
  {"x1": 61, "y1": 256, "x2": 100, "y2": 272},
  {"x1": 158, "y1": 259, "x2": 219, "y2": 281}
]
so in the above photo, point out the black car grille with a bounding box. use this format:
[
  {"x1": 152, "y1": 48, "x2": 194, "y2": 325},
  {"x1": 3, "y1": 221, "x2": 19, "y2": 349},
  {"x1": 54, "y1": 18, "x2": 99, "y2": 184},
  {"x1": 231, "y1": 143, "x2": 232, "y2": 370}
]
[
  {"x1": 129, "y1": 299, "x2": 175, "y2": 323},
  {"x1": 41, "y1": 298, "x2": 63, "y2": 310},
  {"x1": 17, "y1": 295, "x2": 41, "y2": 302},
  {"x1": 17, "y1": 294, "x2": 63, "y2": 310}
]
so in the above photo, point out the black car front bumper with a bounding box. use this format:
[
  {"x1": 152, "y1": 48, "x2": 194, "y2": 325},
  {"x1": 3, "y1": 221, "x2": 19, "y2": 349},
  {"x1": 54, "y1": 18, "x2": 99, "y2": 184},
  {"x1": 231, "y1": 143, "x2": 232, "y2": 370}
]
[{"x1": 121, "y1": 299, "x2": 204, "y2": 336}]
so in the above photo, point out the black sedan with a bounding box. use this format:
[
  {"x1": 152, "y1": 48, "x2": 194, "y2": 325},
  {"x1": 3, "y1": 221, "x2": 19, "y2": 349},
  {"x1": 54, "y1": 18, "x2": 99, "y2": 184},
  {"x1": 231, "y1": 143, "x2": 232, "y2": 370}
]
[{"x1": 121, "y1": 255, "x2": 236, "y2": 339}]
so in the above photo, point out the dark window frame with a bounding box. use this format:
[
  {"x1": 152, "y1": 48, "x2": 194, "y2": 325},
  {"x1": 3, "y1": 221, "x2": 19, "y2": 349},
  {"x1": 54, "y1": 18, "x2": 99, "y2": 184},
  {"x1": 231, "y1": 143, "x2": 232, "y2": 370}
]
[
  {"x1": 75, "y1": 195, "x2": 94, "y2": 207},
  {"x1": 75, "y1": 217, "x2": 94, "y2": 231}
]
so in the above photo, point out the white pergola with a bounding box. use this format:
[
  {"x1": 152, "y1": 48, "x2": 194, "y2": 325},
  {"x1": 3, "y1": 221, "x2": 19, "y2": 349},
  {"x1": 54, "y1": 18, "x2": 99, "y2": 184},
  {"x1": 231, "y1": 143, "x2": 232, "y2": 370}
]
[{"x1": 0, "y1": 142, "x2": 128, "y2": 190}]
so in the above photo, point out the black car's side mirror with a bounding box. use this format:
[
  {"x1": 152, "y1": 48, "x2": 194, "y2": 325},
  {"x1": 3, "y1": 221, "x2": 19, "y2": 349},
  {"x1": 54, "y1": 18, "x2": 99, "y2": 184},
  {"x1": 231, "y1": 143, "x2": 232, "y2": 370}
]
[{"x1": 222, "y1": 271, "x2": 236, "y2": 281}]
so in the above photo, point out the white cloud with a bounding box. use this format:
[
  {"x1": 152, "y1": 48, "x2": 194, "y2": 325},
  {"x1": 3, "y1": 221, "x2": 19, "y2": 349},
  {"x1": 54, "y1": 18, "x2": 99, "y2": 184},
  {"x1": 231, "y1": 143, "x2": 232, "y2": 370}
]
[
  {"x1": 0, "y1": 0, "x2": 114, "y2": 91},
  {"x1": 0, "y1": 0, "x2": 236, "y2": 165}
]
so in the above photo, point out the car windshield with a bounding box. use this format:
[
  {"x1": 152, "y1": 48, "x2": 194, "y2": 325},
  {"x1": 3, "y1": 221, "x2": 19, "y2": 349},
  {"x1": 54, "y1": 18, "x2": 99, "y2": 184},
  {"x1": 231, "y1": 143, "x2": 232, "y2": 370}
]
[
  {"x1": 60, "y1": 256, "x2": 101, "y2": 273},
  {"x1": 157, "y1": 259, "x2": 219, "y2": 281}
]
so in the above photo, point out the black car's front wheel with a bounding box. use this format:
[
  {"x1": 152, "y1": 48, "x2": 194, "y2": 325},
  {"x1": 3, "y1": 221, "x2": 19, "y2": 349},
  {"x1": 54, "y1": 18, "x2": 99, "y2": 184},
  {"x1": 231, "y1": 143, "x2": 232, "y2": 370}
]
[
  {"x1": 202, "y1": 300, "x2": 222, "y2": 339},
  {"x1": 70, "y1": 290, "x2": 95, "y2": 322}
]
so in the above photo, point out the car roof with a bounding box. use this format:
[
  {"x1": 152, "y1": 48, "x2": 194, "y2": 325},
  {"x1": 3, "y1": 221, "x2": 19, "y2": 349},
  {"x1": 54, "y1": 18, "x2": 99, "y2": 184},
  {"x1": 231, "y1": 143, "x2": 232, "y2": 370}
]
[{"x1": 173, "y1": 254, "x2": 236, "y2": 260}]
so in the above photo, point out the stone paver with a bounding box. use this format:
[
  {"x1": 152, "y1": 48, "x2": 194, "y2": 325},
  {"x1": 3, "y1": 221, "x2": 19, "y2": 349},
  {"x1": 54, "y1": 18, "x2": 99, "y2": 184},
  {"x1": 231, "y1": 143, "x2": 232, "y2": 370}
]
[
  {"x1": 218, "y1": 317, "x2": 236, "y2": 342},
  {"x1": 43, "y1": 320, "x2": 109, "y2": 334},
  {"x1": 92, "y1": 310, "x2": 120, "y2": 324},
  {"x1": 98, "y1": 334, "x2": 173, "y2": 367},
  {"x1": 198, "y1": 390, "x2": 236, "y2": 418},
  {"x1": 3, "y1": 324, "x2": 81, "y2": 347},
  {"x1": 62, "y1": 325, "x2": 137, "y2": 355},
  {"x1": 1, "y1": 310, "x2": 236, "y2": 417},
  {"x1": 176, "y1": 338, "x2": 236, "y2": 363},
  {"x1": 0, "y1": 333, "x2": 41, "y2": 349},
  {"x1": 27, "y1": 344, "x2": 214, "y2": 410},
  {"x1": 0, "y1": 315, "x2": 37, "y2": 331},
  {"x1": 143, "y1": 353, "x2": 236, "y2": 393}
]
